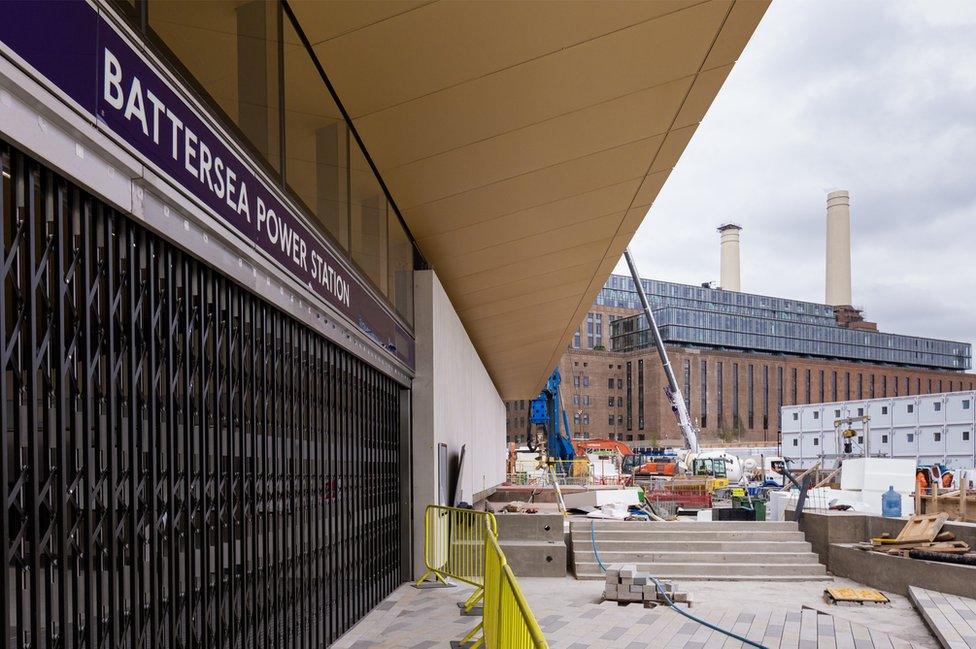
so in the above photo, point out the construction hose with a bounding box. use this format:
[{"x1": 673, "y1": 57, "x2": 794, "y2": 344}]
[{"x1": 590, "y1": 521, "x2": 768, "y2": 649}]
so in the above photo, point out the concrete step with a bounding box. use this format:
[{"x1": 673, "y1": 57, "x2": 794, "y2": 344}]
[
  {"x1": 500, "y1": 540, "x2": 565, "y2": 578},
  {"x1": 568, "y1": 517, "x2": 828, "y2": 583},
  {"x1": 570, "y1": 539, "x2": 813, "y2": 553},
  {"x1": 575, "y1": 572, "x2": 834, "y2": 582},
  {"x1": 573, "y1": 550, "x2": 822, "y2": 564},
  {"x1": 571, "y1": 521, "x2": 799, "y2": 532},
  {"x1": 571, "y1": 530, "x2": 807, "y2": 542},
  {"x1": 574, "y1": 561, "x2": 828, "y2": 578}
]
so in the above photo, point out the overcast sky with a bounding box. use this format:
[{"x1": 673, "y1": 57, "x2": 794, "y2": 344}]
[{"x1": 619, "y1": 0, "x2": 976, "y2": 356}]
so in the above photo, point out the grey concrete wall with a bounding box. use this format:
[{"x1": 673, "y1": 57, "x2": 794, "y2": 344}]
[
  {"x1": 830, "y1": 544, "x2": 976, "y2": 598},
  {"x1": 411, "y1": 271, "x2": 506, "y2": 576},
  {"x1": 495, "y1": 514, "x2": 564, "y2": 544},
  {"x1": 793, "y1": 510, "x2": 976, "y2": 564},
  {"x1": 792, "y1": 509, "x2": 976, "y2": 596},
  {"x1": 499, "y1": 541, "x2": 566, "y2": 577},
  {"x1": 791, "y1": 511, "x2": 868, "y2": 565},
  {"x1": 494, "y1": 514, "x2": 567, "y2": 577}
]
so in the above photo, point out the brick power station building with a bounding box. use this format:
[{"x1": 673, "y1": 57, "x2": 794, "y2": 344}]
[{"x1": 506, "y1": 196, "x2": 973, "y2": 447}]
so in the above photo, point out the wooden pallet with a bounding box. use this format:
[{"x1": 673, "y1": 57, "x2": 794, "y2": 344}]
[
  {"x1": 824, "y1": 587, "x2": 890, "y2": 605},
  {"x1": 893, "y1": 513, "x2": 948, "y2": 543}
]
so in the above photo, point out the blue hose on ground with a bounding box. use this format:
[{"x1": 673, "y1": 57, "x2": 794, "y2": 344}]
[{"x1": 590, "y1": 521, "x2": 768, "y2": 649}]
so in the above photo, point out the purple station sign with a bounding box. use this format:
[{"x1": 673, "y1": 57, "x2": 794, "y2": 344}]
[{"x1": 0, "y1": 0, "x2": 415, "y2": 369}]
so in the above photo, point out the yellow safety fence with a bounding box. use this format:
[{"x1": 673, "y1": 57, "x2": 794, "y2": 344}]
[
  {"x1": 476, "y1": 533, "x2": 548, "y2": 648},
  {"x1": 417, "y1": 505, "x2": 547, "y2": 648},
  {"x1": 416, "y1": 505, "x2": 497, "y2": 614}
]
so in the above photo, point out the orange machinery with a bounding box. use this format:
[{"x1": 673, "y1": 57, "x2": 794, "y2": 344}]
[
  {"x1": 635, "y1": 458, "x2": 679, "y2": 477},
  {"x1": 568, "y1": 439, "x2": 685, "y2": 483},
  {"x1": 623, "y1": 447, "x2": 680, "y2": 477},
  {"x1": 573, "y1": 438, "x2": 633, "y2": 484},
  {"x1": 574, "y1": 438, "x2": 631, "y2": 456}
]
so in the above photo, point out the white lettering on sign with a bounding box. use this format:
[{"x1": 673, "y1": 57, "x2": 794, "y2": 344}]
[
  {"x1": 146, "y1": 90, "x2": 165, "y2": 144},
  {"x1": 103, "y1": 49, "x2": 124, "y2": 109},
  {"x1": 101, "y1": 46, "x2": 350, "y2": 309}
]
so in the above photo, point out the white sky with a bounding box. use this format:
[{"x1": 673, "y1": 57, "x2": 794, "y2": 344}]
[{"x1": 617, "y1": 0, "x2": 976, "y2": 357}]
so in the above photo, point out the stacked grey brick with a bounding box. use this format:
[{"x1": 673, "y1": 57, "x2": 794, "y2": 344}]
[{"x1": 602, "y1": 564, "x2": 691, "y2": 607}]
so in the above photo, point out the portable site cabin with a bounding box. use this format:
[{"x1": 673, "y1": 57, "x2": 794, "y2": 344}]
[{"x1": 781, "y1": 391, "x2": 976, "y2": 471}]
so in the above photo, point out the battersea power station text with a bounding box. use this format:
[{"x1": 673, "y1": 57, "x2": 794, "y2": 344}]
[{"x1": 102, "y1": 47, "x2": 351, "y2": 308}]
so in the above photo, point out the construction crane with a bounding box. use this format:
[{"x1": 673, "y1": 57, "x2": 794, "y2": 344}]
[
  {"x1": 623, "y1": 248, "x2": 700, "y2": 455},
  {"x1": 527, "y1": 250, "x2": 697, "y2": 480},
  {"x1": 527, "y1": 368, "x2": 576, "y2": 473}
]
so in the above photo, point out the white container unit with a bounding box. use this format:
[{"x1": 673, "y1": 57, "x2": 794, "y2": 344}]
[
  {"x1": 780, "y1": 390, "x2": 976, "y2": 471},
  {"x1": 839, "y1": 458, "x2": 916, "y2": 492}
]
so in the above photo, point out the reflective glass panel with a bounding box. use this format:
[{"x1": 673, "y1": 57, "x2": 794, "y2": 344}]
[
  {"x1": 388, "y1": 212, "x2": 413, "y2": 325},
  {"x1": 283, "y1": 16, "x2": 349, "y2": 248},
  {"x1": 350, "y1": 142, "x2": 387, "y2": 293},
  {"x1": 150, "y1": 1, "x2": 281, "y2": 171}
]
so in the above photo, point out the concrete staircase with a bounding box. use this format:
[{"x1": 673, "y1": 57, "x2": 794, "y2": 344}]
[{"x1": 571, "y1": 520, "x2": 831, "y2": 581}]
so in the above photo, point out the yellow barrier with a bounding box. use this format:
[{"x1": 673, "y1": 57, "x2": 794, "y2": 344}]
[
  {"x1": 416, "y1": 505, "x2": 497, "y2": 613},
  {"x1": 416, "y1": 504, "x2": 546, "y2": 648},
  {"x1": 473, "y1": 533, "x2": 547, "y2": 648}
]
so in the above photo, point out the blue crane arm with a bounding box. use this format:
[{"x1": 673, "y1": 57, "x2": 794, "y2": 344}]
[{"x1": 529, "y1": 368, "x2": 576, "y2": 464}]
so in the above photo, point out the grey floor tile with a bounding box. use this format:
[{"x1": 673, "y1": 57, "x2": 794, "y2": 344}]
[{"x1": 600, "y1": 625, "x2": 628, "y2": 640}]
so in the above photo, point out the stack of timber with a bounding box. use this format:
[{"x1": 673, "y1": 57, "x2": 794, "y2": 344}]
[{"x1": 855, "y1": 513, "x2": 976, "y2": 564}]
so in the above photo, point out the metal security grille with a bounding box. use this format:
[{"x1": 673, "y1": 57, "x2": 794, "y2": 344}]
[{"x1": 1, "y1": 139, "x2": 404, "y2": 648}]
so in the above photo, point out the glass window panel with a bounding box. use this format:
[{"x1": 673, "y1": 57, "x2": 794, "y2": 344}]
[
  {"x1": 150, "y1": 1, "x2": 281, "y2": 171},
  {"x1": 282, "y1": 17, "x2": 349, "y2": 249},
  {"x1": 350, "y1": 142, "x2": 388, "y2": 293},
  {"x1": 388, "y1": 212, "x2": 413, "y2": 325},
  {"x1": 113, "y1": 0, "x2": 138, "y2": 20}
]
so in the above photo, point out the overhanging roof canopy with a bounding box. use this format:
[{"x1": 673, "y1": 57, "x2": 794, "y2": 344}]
[{"x1": 290, "y1": 0, "x2": 769, "y2": 398}]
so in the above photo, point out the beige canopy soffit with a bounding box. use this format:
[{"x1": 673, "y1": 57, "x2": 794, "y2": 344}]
[{"x1": 289, "y1": 0, "x2": 770, "y2": 398}]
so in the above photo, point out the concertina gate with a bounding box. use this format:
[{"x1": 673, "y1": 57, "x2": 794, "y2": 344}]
[{"x1": 1, "y1": 138, "x2": 405, "y2": 647}]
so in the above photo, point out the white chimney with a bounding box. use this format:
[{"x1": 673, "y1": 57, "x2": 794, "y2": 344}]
[
  {"x1": 825, "y1": 190, "x2": 852, "y2": 306},
  {"x1": 717, "y1": 223, "x2": 742, "y2": 291}
]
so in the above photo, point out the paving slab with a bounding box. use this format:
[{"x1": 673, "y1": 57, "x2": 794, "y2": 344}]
[
  {"x1": 908, "y1": 586, "x2": 976, "y2": 649},
  {"x1": 334, "y1": 577, "x2": 936, "y2": 649},
  {"x1": 332, "y1": 576, "x2": 940, "y2": 648}
]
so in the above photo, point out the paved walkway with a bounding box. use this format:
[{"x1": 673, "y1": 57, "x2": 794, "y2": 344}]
[
  {"x1": 333, "y1": 577, "x2": 938, "y2": 648},
  {"x1": 908, "y1": 587, "x2": 976, "y2": 649}
]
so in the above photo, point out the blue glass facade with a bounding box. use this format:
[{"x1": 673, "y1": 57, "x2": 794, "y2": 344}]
[{"x1": 602, "y1": 275, "x2": 971, "y2": 371}]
